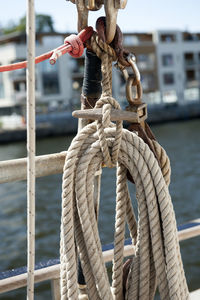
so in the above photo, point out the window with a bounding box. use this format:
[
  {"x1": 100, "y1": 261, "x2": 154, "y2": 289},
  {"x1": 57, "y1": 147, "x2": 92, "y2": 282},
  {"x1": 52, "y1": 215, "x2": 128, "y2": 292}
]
[
  {"x1": 163, "y1": 73, "x2": 175, "y2": 85},
  {"x1": 186, "y1": 70, "x2": 195, "y2": 82},
  {"x1": 41, "y1": 60, "x2": 60, "y2": 95},
  {"x1": 123, "y1": 35, "x2": 139, "y2": 46},
  {"x1": 137, "y1": 54, "x2": 155, "y2": 70},
  {"x1": 42, "y1": 73, "x2": 60, "y2": 95},
  {"x1": 70, "y1": 58, "x2": 84, "y2": 73},
  {"x1": 162, "y1": 54, "x2": 173, "y2": 66},
  {"x1": 184, "y1": 53, "x2": 194, "y2": 65},
  {"x1": 160, "y1": 34, "x2": 176, "y2": 42},
  {"x1": 141, "y1": 73, "x2": 156, "y2": 90},
  {"x1": 183, "y1": 33, "x2": 199, "y2": 41},
  {"x1": 137, "y1": 54, "x2": 148, "y2": 63},
  {"x1": 184, "y1": 34, "x2": 193, "y2": 41},
  {"x1": 13, "y1": 81, "x2": 26, "y2": 92}
]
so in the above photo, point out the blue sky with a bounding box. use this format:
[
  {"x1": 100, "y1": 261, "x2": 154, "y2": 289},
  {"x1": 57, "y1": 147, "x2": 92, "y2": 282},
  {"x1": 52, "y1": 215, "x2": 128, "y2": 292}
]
[{"x1": 0, "y1": 0, "x2": 200, "y2": 33}]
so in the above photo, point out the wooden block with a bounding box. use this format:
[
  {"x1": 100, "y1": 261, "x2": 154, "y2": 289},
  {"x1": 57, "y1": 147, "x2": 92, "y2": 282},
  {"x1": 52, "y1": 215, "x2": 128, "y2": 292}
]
[{"x1": 72, "y1": 108, "x2": 141, "y2": 122}]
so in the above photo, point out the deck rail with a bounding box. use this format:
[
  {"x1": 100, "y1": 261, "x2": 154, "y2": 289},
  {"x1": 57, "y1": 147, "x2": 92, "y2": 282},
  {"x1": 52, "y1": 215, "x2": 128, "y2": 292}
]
[
  {"x1": 0, "y1": 152, "x2": 67, "y2": 184},
  {"x1": 0, "y1": 220, "x2": 200, "y2": 298},
  {"x1": 0, "y1": 154, "x2": 200, "y2": 298}
]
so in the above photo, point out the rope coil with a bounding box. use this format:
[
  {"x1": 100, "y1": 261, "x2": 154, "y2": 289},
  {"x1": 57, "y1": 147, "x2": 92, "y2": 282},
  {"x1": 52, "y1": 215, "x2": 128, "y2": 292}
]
[
  {"x1": 60, "y1": 24, "x2": 189, "y2": 300},
  {"x1": 60, "y1": 119, "x2": 189, "y2": 299}
]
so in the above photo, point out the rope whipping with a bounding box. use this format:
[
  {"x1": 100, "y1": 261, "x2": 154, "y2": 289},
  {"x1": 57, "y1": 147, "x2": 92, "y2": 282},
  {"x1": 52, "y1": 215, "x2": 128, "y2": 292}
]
[{"x1": 60, "y1": 33, "x2": 189, "y2": 300}]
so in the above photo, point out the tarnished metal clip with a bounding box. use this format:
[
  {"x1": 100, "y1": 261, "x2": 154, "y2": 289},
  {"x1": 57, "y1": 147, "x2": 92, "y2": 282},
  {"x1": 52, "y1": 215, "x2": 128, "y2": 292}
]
[{"x1": 126, "y1": 102, "x2": 147, "y2": 123}]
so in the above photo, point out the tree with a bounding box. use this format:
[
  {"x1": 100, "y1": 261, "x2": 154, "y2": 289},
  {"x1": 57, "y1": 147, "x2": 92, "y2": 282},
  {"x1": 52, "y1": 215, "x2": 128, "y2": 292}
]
[
  {"x1": 36, "y1": 14, "x2": 54, "y2": 33},
  {"x1": 3, "y1": 14, "x2": 55, "y2": 35}
]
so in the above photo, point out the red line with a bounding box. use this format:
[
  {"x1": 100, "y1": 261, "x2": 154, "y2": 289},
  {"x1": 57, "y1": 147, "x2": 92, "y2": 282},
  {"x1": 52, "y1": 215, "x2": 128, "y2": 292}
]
[{"x1": 0, "y1": 26, "x2": 93, "y2": 72}]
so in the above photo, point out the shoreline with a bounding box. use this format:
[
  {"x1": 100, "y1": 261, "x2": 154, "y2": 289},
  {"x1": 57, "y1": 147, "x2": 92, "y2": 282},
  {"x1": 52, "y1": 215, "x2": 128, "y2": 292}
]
[{"x1": 0, "y1": 102, "x2": 200, "y2": 144}]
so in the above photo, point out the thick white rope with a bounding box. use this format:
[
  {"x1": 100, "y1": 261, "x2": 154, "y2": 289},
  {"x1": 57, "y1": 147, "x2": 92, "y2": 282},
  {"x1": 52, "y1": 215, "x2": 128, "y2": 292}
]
[
  {"x1": 26, "y1": 0, "x2": 36, "y2": 299},
  {"x1": 60, "y1": 97, "x2": 189, "y2": 300},
  {"x1": 60, "y1": 32, "x2": 189, "y2": 299}
]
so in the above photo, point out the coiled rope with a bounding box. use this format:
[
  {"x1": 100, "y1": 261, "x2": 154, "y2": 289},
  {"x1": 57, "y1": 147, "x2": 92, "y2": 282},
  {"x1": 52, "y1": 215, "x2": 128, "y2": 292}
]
[
  {"x1": 60, "y1": 32, "x2": 189, "y2": 300},
  {"x1": 60, "y1": 115, "x2": 189, "y2": 300}
]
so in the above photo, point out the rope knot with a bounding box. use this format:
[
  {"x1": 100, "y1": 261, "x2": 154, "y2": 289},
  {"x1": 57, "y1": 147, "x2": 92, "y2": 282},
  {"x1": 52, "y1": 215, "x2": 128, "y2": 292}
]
[
  {"x1": 64, "y1": 34, "x2": 84, "y2": 58},
  {"x1": 95, "y1": 97, "x2": 123, "y2": 168}
]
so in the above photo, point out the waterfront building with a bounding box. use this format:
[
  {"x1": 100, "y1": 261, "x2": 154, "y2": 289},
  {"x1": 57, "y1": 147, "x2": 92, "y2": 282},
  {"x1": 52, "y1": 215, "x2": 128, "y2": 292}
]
[
  {"x1": 0, "y1": 29, "x2": 200, "y2": 116},
  {"x1": 0, "y1": 32, "x2": 74, "y2": 116},
  {"x1": 154, "y1": 30, "x2": 200, "y2": 104},
  {"x1": 114, "y1": 32, "x2": 159, "y2": 105}
]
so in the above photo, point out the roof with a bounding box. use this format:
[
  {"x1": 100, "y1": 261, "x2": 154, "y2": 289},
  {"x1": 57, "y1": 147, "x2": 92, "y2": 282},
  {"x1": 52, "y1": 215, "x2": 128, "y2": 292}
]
[{"x1": 0, "y1": 31, "x2": 73, "y2": 45}]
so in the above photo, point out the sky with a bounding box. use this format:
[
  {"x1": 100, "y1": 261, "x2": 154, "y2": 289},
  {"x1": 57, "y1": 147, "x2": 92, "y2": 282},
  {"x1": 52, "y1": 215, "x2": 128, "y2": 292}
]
[{"x1": 0, "y1": 0, "x2": 200, "y2": 33}]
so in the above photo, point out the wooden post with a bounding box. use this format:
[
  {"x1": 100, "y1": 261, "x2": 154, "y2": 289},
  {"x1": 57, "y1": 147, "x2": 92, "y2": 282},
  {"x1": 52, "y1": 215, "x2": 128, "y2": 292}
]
[
  {"x1": 26, "y1": 0, "x2": 36, "y2": 299},
  {"x1": 51, "y1": 278, "x2": 61, "y2": 300}
]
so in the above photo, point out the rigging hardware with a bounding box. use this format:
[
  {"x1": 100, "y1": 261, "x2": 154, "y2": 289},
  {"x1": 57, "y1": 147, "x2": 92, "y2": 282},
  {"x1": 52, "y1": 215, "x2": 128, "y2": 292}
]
[{"x1": 67, "y1": 0, "x2": 127, "y2": 43}]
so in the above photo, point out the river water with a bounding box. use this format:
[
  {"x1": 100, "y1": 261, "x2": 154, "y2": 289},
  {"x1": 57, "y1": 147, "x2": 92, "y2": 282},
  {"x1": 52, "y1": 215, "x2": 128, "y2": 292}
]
[{"x1": 0, "y1": 119, "x2": 200, "y2": 299}]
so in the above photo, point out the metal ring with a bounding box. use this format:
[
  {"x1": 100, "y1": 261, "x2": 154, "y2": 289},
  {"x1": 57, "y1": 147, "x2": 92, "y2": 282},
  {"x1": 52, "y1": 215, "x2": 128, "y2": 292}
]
[{"x1": 126, "y1": 75, "x2": 143, "y2": 106}]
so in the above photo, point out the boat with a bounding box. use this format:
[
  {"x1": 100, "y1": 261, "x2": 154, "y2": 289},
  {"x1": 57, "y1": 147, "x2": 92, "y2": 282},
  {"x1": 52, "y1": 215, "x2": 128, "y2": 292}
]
[{"x1": 0, "y1": 1, "x2": 200, "y2": 299}]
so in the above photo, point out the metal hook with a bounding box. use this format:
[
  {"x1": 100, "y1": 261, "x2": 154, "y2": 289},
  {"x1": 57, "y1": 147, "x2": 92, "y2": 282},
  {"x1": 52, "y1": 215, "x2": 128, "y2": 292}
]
[
  {"x1": 67, "y1": 0, "x2": 128, "y2": 43},
  {"x1": 127, "y1": 53, "x2": 141, "y2": 83},
  {"x1": 103, "y1": 1, "x2": 118, "y2": 44}
]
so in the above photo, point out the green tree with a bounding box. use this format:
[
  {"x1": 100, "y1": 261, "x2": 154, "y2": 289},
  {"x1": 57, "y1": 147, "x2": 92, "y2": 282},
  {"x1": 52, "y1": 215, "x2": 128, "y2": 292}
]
[
  {"x1": 3, "y1": 14, "x2": 55, "y2": 35},
  {"x1": 36, "y1": 14, "x2": 54, "y2": 33}
]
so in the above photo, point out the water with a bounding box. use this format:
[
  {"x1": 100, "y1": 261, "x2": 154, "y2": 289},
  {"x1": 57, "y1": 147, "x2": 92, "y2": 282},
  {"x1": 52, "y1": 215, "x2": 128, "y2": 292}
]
[{"x1": 0, "y1": 119, "x2": 200, "y2": 299}]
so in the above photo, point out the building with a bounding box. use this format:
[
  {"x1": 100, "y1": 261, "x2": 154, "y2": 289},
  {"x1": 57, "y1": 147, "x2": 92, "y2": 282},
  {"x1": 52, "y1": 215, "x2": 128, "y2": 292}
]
[
  {"x1": 154, "y1": 30, "x2": 200, "y2": 104},
  {"x1": 0, "y1": 29, "x2": 200, "y2": 116},
  {"x1": 0, "y1": 31, "x2": 82, "y2": 116},
  {"x1": 115, "y1": 30, "x2": 200, "y2": 106},
  {"x1": 113, "y1": 32, "x2": 159, "y2": 105}
]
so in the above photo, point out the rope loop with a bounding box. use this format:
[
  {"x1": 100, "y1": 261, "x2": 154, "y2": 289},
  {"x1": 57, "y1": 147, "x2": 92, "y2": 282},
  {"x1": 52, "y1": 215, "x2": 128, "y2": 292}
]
[
  {"x1": 64, "y1": 34, "x2": 84, "y2": 58},
  {"x1": 95, "y1": 96, "x2": 123, "y2": 168}
]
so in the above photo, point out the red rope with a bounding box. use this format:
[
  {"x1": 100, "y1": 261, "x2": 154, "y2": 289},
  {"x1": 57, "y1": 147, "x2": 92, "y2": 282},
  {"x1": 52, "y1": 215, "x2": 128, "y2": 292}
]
[{"x1": 0, "y1": 26, "x2": 93, "y2": 72}]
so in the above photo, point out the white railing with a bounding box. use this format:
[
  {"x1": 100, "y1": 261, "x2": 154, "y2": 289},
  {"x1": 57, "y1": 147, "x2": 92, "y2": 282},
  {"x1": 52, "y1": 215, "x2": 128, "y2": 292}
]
[
  {"x1": 0, "y1": 152, "x2": 67, "y2": 184},
  {"x1": 0, "y1": 217, "x2": 199, "y2": 298},
  {"x1": 0, "y1": 154, "x2": 200, "y2": 299}
]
